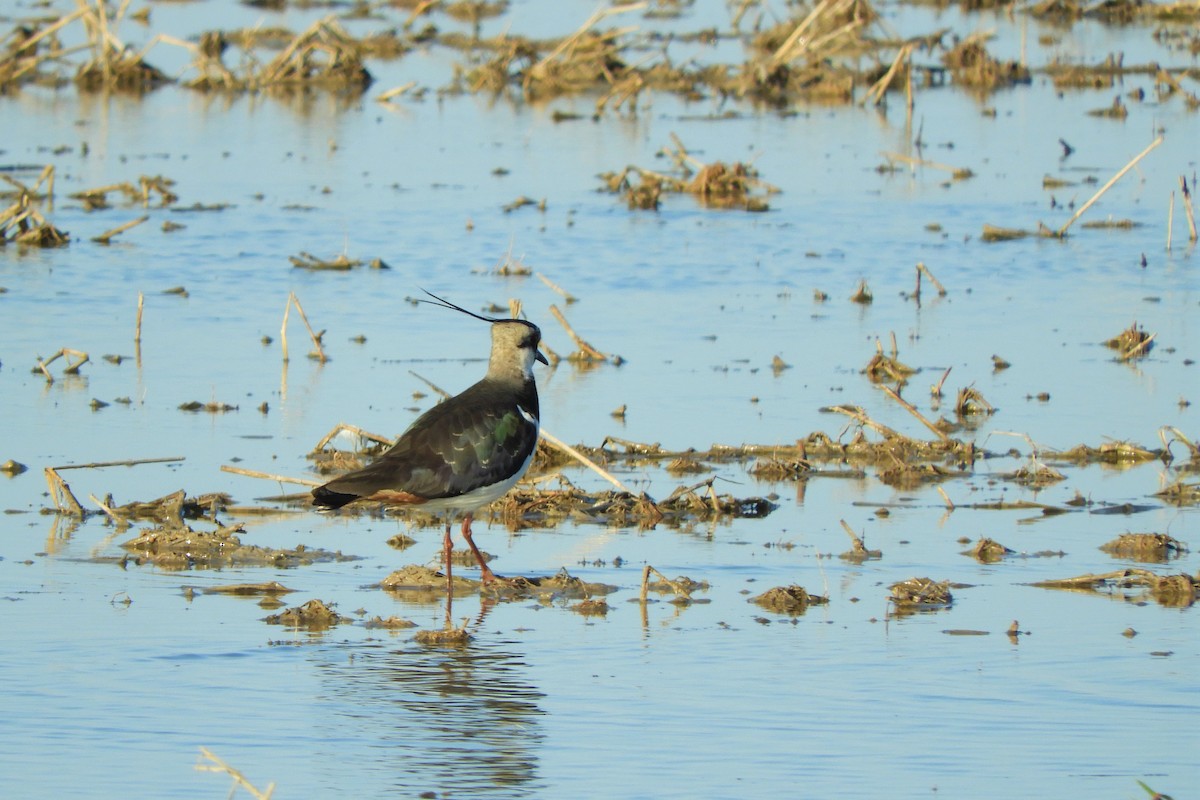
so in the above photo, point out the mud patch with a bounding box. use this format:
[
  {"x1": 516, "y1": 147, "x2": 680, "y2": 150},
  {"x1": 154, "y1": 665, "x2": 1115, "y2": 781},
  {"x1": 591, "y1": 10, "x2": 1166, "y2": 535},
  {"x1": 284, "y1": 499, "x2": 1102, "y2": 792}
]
[
  {"x1": 120, "y1": 525, "x2": 357, "y2": 570},
  {"x1": 380, "y1": 564, "x2": 478, "y2": 600},
  {"x1": 195, "y1": 581, "x2": 296, "y2": 597},
  {"x1": 363, "y1": 615, "x2": 417, "y2": 630},
  {"x1": 263, "y1": 599, "x2": 353, "y2": 630}
]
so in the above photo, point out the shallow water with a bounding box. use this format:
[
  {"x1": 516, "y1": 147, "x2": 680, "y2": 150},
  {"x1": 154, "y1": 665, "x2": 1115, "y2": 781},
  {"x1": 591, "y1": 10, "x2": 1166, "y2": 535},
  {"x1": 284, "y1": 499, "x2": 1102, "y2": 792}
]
[{"x1": 1, "y1": 0, "x2": 1198, "y2": 797}]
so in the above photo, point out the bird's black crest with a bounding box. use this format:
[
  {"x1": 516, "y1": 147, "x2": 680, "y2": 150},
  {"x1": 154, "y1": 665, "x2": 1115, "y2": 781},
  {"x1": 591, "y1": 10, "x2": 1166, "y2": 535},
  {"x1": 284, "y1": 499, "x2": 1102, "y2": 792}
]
[{"x1": 418, "y1": 289, "x2": 502, "y2": 324}]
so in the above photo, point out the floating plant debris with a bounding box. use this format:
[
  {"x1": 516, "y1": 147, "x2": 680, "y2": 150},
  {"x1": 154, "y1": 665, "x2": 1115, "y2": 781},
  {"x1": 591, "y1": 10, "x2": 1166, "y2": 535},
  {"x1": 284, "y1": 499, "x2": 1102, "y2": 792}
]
[
  {"x1": 1032, "y1": 569, "x2": 1198, "y2": 608},
  {"x1": 263, "y1": 599, "x2": 353, "y2": 630},
  {"x1": 888, "y1": 577, "x2": 953, "y2": 612},
  {"x1": 1099, "y1": 533, "x2": 1187, "y2": 563},
  {"x1": 1104, "y1": 321, "x2": 1156, "y2": 360},
  {"x1": 751, "y1": 585, "x2": 829, "y2": 615}
]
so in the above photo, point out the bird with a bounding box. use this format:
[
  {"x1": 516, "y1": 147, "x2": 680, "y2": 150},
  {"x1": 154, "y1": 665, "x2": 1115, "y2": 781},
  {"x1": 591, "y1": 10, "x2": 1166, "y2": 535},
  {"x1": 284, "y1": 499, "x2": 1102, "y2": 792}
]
[{"x1": 312, "y1": 292, "x2": 548, "y2": 588}]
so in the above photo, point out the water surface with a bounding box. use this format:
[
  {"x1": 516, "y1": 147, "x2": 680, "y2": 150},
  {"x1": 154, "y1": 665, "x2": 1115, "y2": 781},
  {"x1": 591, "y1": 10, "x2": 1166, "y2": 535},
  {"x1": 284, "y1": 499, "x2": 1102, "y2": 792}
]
[{"x1": 1, "y1": 0, "x2": 1197, "y2": 797}]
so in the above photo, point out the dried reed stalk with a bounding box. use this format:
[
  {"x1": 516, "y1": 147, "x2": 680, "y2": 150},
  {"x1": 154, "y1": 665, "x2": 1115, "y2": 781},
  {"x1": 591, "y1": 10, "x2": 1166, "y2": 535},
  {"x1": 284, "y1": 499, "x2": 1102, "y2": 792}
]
[
  {"x1": 1167, "y1": 190, "x2": 1175, "y2": 251},
  {"x1": 639, "y1": 564, "x2": 693, "y2": 604},
  {"x1": 35, "y1": 348, "x2": 89, "y2": 382},
  {"x1": 770, "y1": 0, "x2": 865, "y2": 67},
  {"x1": 936, "y1": 486, "x2": 955, "y2": 509},
  {"x1": 539, "y1": 427, "x2": 638, "y2": 495},
  {"x1": 536, "y1": 272, "x2": 578, "y2": 303},
  {"x1": 880, "y1": 385, "x2": 950, "y2": 442},
  {"x1": 862, "y1": 43, "x2": 912, "y2": 107},
  {"x1": 1055, "y1": 135, "x2": 1163, "y2": 237},
  {"x1": 916, "y1": 262, "x2": 947, "y2": 295},
  {"x1": 53, "y1": 456, "x2": 184, "y2": 470},
  {"x1": 281, "y1": 292, "x2": 327, "y2": 363},
  {"x1": 310, "y1": 422, "x2": 394, "y2": 452},
  {"x1": 827, "y1": 404, "x2": 907, "y2": 441},
  {"x1": 44, "y1": 467, "x2": 85, "y2": 515},
  {"x1": 92, "y1": 214, "x2": 148, "y2": 243},
  {"x1": 196, "y1": 747, "x2": 276, "y2": 800},
  {"x1": 220, "y1": 465, "x2": 321, "y2": 487},
  {"x1": 549, "y1": 304, "x2": 609, "y2": 361},
  {"x1": 527, "y1": 2, "x2": 647, "y2": 84},
  {"x1": 883, "y1": 151, "x2": 974, "y2": 180},
  {"x1": 839, "y1": 519, "x2": 868, "y2": 551}
]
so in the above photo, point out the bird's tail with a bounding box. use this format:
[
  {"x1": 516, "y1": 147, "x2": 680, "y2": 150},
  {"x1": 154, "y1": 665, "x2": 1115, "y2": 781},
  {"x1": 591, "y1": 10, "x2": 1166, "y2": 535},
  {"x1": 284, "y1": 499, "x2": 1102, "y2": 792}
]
[{"x1": 312, "y1": 484, "x2": 359, "y2": 511}]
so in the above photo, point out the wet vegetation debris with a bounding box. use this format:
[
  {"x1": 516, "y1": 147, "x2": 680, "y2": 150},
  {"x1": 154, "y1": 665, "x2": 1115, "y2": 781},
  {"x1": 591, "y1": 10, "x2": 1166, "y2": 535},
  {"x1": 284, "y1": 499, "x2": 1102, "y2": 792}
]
[
  {"x1": 289, "y1": 251, "x2": 368, "y2": 271},
  {"x1": 199, "y1": 581, "x2": 296, "y2": 597},
  {"x1": 640, "y1": 565, "x2": 706, "y2": 606},
  {"x1": 1040, "y1": 439, "x2": 1162, "y2": 466},
  {"x1": 184, "y1": 17, "x2": 374, "y2": 94},
  {"x1": 1104, "y1": 321, "x2": 1155, "y2": 360},
  {"x1": 570, "y1": 598, "x2": 611, "y2": 616},
  {"x1": 70, "y1": 176, "x2": 178, "y2": 210},
  {"x1": 1032, "y1": 569, "x2": 1198, "y2": 607},
  {"x1": 524, "y1": 567, "x2": 619, "y2": 601},
  {"x1": 263, "y1": 598, "x2": 353, "y2": 630},
  {"x1": 381, "y1": 564, "x2": 479, "y2": 598},
  {"x1": 750, "y1": 457, "x2": 813, "y2": 481},
  {"x1": 888, "y1": 577, "x2": 953, "y2": 613},
  {"x1": 941, "y1": 33, "x2": 1031, "y2": 91},
  {"x1": 839, "y1": 519, "x2": 883, "y2": 562},
  {"x1": 33, "y1": 348, "x2": 89, "y2": 382},
  {"x1": 1, "y1": 459, "x2": 28, "y2": 475},
  {"x1": 98, "y1": 489, "x2": 232, "y2": 529},
  {"x1": 863, "y1": 348, "x2": 914, "y2": 384},
  {"x1": 381, "y1": 565, "x2": 619, "y2": 604},
  {"x1": 179, "y1": 400, "x2": 239, "y2": 413},
  {"x1": 966, "y1": 537, "x2": 1015, "y2": 563},
  {"x1": 121, "y1": 524, "x2": 357, "y2": 570},
  {"x1": 1154, "y1": 480, "x2": 1200, "y2": 506},
  {"x1": 1, "y1": 170, "x2": 68, "y2": 247},
  {"x1": 751, "y1": 585, "x2": 829, "y2": 615},
  {"x1": 363, "y1": 615, "x2": 417, "y2": 630},
  {"x1": 1005, "y1": 456, "x2": 1066, "y2": 487},
  {"x1": 598, "y1": 135, "x2": 778, "y2": 212},
  {"x1": 955, "y1": 386, "x2": 995, "y2": 417},
  {"x1": 414, "y1": 625, "x2": 473, "y2": 646},
  {"x1": 850, "y1": 279, "x2": 874, "y2": 304},
  {"x1": 1099, "y1": 533, "x2": 1187, "y2": 563}
]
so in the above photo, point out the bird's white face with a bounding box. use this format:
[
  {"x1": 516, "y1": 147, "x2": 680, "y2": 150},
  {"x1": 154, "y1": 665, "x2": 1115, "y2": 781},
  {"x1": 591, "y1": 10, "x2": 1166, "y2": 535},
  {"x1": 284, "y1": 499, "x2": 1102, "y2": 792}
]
[{"x1": 489, "y1": 320, "x2": 546, "y2": 382}]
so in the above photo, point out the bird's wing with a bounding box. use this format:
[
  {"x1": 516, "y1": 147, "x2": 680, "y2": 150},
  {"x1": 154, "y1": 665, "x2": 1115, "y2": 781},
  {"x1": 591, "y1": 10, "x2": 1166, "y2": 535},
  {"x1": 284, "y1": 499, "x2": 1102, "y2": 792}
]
[{"x1": 316, "y1": 379, "x2": 539, "y2": 503}]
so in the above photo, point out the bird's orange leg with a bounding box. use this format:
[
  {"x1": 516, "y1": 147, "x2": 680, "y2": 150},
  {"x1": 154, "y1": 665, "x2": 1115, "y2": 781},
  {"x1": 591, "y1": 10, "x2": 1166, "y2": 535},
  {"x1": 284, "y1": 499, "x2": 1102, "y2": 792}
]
[{"x1": 460, "y1": 513, "x2": 499, "y2": 585}]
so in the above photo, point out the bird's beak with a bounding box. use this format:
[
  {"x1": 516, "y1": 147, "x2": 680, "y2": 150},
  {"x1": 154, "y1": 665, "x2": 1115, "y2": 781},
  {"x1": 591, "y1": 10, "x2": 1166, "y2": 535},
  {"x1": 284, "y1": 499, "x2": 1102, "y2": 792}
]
[{"x1": 535, "y1": 348, "x2": 549, "y2": 365}]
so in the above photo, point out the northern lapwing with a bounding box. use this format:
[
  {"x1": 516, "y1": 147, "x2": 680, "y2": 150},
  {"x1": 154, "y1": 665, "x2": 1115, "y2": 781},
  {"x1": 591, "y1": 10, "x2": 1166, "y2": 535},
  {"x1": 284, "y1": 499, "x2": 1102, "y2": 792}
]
[{"x1": 312, "y1": 292, "x2": 548, "y2": 587}]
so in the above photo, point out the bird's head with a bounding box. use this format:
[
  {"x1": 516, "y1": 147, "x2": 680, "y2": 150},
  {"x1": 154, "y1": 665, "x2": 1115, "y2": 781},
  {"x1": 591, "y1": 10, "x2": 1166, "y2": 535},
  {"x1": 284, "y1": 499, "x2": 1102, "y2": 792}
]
[{"x1": 420, "y1": 290, "x2": 548, "y2": 382}]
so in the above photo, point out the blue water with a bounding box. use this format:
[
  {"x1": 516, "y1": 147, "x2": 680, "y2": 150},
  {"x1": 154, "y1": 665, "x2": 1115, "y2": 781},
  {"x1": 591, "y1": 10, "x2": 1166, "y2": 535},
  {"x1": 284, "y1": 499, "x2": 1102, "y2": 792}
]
[{"x1": 1, "y1": 0, "x2": 1197, "y2": 797}]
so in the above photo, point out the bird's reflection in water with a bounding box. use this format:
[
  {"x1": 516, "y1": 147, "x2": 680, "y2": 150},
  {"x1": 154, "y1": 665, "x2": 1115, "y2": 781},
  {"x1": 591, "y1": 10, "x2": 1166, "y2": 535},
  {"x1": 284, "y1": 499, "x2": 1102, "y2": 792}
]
[{"x1": 310, "y1": 600, "x2": 546, "y2": 797}]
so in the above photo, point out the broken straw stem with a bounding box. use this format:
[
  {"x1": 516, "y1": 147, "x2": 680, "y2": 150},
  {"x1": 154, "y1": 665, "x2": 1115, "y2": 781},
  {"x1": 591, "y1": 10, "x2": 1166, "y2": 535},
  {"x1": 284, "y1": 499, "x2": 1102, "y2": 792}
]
[
  {"x1": 220, "y1": 465, "x2": 321, "y2": 487},
  {"x1": 1055, "y1": 135, "x2": 1163, "y2": 237},
  {"x1": 539, "y1": 427, "x2": 638, "y2": 496},
  {"x1": 52, "y1": 456, "x2": 185, "y2": 470},
  {"x1": 880, "y1": 385, "x2": 950, "y2": 442},
  {"x1": 549, "y1": 304, "x2": 608, "y2": 360}
]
